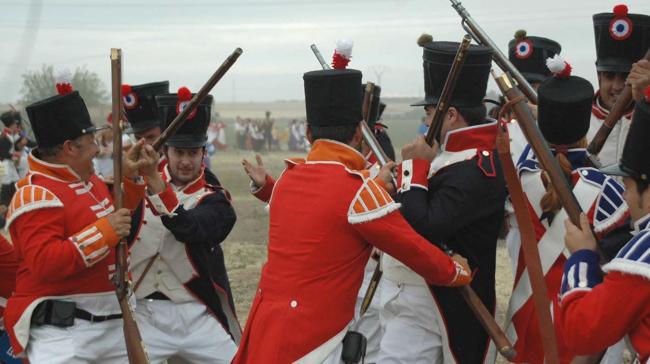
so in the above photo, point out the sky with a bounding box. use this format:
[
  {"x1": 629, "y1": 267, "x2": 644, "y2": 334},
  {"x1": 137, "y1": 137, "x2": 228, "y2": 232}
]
[{"x1": 1, "y1": 0, "x2": 649, "y2": 103}]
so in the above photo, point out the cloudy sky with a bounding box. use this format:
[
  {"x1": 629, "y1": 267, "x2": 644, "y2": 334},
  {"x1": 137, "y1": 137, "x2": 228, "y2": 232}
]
[{"x1": 1, "y1": 0, "x2": 648, "y2": 103}]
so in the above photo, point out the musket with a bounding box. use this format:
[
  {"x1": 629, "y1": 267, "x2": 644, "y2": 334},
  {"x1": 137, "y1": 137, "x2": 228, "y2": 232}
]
[
  {"x1": 587, "y1": 48, "x2": 650, "y2": 160},
  {"x1": 422, "y1": 39, "x2": 516, "y2": 360},
  {"x1": 152, "y1": 48, "x2": 243, "y2": 151},
  {"x1": 493, "y1": 72, "x2": 582, "y2": 224},
  {"x1": 493, "y1": 72, "x2": 615, "y2": 364},
  {"x1": 495, "y1": 123, "x2": 559, "y2": 363},
  {"x1": 110, "y1": 48, "x2": 150, "y2": 364},
  {"x1": 425, "y1": 34, "x2": 472, "y2": 145},
  {"x1": 449, "y1": 0, "x2": 538, "y2": 104}
]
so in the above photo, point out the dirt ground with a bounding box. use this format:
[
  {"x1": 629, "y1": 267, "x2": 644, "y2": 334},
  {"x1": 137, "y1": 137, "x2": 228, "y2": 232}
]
[{"x1": 213, "y1": 149, "x2": 517, "y2": 362}]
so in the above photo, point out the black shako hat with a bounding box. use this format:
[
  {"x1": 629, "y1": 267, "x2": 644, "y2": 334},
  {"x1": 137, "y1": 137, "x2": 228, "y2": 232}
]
[
  {"x1": 537, "y1": 57, "x2": 594, "y2": 145},
  {"x1": 303, "y1": 69, "x2": 363, "y2": 127},
  {"x1": 156, "y1": 87, "x2": 212, "y2": 148},
  {"x1": 26, "y1": 84, "x2": 106, "y2": 149},
  {"x1": 601, "y1": 100, "x2": 650, "y2": 181},
  {"x1": 361, "y1": 84, "x2": 382, "y2": 127},
  {"x1": 412, "y1": 41, "x2": 493, "y2": 107},
  {"x1": 123, "y1": 81, "x2": 169, "y2": 134},
  {"x1": 0, "y1": 110, "x2": 22, "y2": 127},
  {"x1": 508, "y1": 30, "x2": 562, "y2": 84},
  {"x1": 593, "y1": 4, "x2": 650, "y2": 73}
]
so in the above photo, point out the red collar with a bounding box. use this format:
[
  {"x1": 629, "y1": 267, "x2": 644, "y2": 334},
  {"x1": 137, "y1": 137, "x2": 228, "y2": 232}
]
[
  {"x1": 306, "y1": 139, "x2": 366, "y2": 171},
  {"x1": 591, "y1": 91, "x2": 634, "y2": 120},
  {"x1": 25, "y1": 152, "x2": 81, "y2": 183},
  {"x1": 442, "y1": 121, "x2": 498, "y2": 153},
  {"x1": 162, "y1": 166, "x2": 206, "y2": 194}
]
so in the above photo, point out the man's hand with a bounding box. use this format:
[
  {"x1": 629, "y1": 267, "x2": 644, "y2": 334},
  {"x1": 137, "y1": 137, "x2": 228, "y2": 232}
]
[
  {"x1": 448, "y1": 254, "x2": 472, "y2": 287},
  {"x1": 564, "y1": 213, "x2": 597, "y2": 253},
  {"x1": 242, "y1": 154, "x2": 268, "y2": 187},
  {"x1": 107, "y1": 208, "x2": 132, "y2": 239},
  {"x1": 138, "y1": 144, "x2": 161, "y2": 180},
  {"x1": 628, "y1": 59, "x2": 650, "y2": 102},
  {"x1": 122, "y1": 139, "x2": 145, "y2": 179},
  {"x1": 401, "y1": 136, "x2": 438, "y2": 162},
  {"x1": 377, "y1": 161, "x2": 396, "y2": 195}
]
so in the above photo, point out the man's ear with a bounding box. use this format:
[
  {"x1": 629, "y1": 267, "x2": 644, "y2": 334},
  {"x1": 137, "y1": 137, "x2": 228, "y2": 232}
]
[
  {"x1": 61, "y1": 139, "x2": 76, "y2": 157},
  {"x1": 446, "y1": 106, "x2": 458, "y2": 123},
  {"x1": 306, "y1": 126, "x2": 314, "y2": 144}
]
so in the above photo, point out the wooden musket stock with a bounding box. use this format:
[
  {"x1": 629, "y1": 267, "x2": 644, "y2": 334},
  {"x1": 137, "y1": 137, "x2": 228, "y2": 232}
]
[{"x1": 110, "y1": 48, "x2": 150, "y2": 364}]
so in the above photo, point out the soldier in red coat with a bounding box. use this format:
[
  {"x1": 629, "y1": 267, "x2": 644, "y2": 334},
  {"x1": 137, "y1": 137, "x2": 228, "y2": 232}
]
[
  {"x1": 3, "y1": 84, "x2": 158, "y2": 363},
  {"x1": 560, "y1": 97, "x2": 650, "y2": 361},
  {"x1": 231, "y1": 68, "x2": 472, "y2": 364}
]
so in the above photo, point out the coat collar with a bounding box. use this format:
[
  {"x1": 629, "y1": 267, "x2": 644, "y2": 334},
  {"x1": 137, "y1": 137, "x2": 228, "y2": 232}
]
[
  {"x1": 592, "y1": 91, "x2": 633, "y2": 121},
  {"x1": 162, "y1": 165, "x2": 206, "y2": 195},
  {"x1": 306, "y1": 139, "x2": 366, "y2": 171},
  {"x1": 633, "y1": 213, "x2": 650, "y2": 235},
  {"x1": 441, "y1": 120, "x2": 498, "y2": 153},
  {"x1": 26, "y1": 151, "x2": 82, "y2": 183}
]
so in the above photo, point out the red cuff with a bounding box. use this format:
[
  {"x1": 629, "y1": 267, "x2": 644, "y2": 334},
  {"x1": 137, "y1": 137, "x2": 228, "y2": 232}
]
[
  {"x1": 252, "y1": 174, "x2": 275, "y2": 203},
  {"x1": 397, "y1": 159, "x2": 430, "y2": 192},
  {"x1": 146, "y1": 182, "x2": 180, "y2": 216}
]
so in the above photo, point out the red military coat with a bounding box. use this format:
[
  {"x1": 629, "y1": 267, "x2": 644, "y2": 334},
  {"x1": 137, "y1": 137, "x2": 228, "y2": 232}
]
[
  {"x1": 559, "y1": 213, "x2": 650, "y2": 361},
  {"x1": 232, "y1": 139, "x2": 462, "y2": 364},
  {"x1": 3, "y1": 153, "x2": 144, "y2": 355}
]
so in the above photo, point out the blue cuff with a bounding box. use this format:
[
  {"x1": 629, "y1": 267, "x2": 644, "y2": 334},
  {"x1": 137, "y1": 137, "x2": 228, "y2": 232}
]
[{"x1": 560, "y1": 249, "x2": 603, "y2": 299}]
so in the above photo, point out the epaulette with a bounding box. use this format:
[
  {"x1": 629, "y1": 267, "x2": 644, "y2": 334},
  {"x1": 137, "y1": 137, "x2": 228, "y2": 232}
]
[
  {"x1": 348, "y1": 177, "x2": 400, "y2": 224},
  {"x1": 576, "y1": 168, "x2": 629, "y2": 234},
  {"x1": 603, "y1": 230, "x2": 650, "y2": 280},
  {"x1": 6, "y1": 184, "x2": 63, "y2": 229}
]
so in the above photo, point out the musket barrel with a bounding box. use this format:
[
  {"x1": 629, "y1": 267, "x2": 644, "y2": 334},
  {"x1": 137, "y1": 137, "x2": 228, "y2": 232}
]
[
  {"x1": 152, "y1": 48, "x2": 243, "y2": 151},
  {"x1": 450, "y1": 0, "x2": 538, "y2": 104}
]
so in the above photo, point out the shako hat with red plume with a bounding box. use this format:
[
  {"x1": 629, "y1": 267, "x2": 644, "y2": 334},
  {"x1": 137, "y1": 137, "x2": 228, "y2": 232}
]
[
  {"x1": 26, "y1": 83, "x2": 107, "y2": 149},
  {"x1": 122, "y1": 81, "x2": 169, "y2": 134},
  {"x1": 155, "y1": 86, "x2": 213, "y2": 148},
  {"x1": 537, "y1": 55, "x2": 594, "y2": 145},
  {"x1": 593, "y1": 4, "x2": 650, "y2": 73}
]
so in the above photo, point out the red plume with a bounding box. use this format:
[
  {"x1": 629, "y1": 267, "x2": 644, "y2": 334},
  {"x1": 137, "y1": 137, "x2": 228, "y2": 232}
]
[
  {"x1": 644, "y1": 85, "x2": 650, "y2": 103},
  {"x1": 178, "y1": 87, "x2": 192, "y2": 101},
  {"x1": 56, "y1": 83, "x2": 73, "y2": 95},
  {"x1": 613, "y1": 4, "x2": 628, "y2": 17},
  {"x1": 121, "y1": 84, "x2": 132, "y2": 95}
]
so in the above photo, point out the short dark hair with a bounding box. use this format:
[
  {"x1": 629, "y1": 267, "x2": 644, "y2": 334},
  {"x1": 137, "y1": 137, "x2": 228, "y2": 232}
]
[
  {"x1": 37, "y1": 135, "x2": 84, "y2": 159},
  {"x1": 455, "y1": 105, "x2": 487, "y2": 126},
  {"x1": 633, "y1": 176, "x2": 650, "y2": 195},
  {"x1": 308, "y1": 122, "x2": 359, "y2": 144}
]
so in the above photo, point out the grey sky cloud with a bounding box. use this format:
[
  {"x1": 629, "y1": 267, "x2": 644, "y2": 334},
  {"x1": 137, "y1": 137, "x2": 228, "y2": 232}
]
[{"x1": 1, "y1": 0, "x2": 648, "y2": 103}]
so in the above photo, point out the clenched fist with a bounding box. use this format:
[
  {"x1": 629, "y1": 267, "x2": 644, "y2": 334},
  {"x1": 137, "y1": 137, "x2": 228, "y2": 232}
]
[
  {"x1": 448, "y1": 254, "x2": 472, "y2": 287},
  {"x1": 106, "y1": 208, "x2": 132, "y2": 239},
  {"x1": 401, "y1": 136, "x2": 438, "y2": 162}
]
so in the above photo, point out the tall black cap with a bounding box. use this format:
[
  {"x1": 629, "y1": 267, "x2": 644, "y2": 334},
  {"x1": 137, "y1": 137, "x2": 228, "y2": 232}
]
[
  {"x1": 123, "y1": 81, "x2": 169, "y2": 134},
  {"x1": 412, "y1": 41, "x2": 493, "y2": 108},
  {"x1": 156, "y1": 87, "x2": 212, "y2": 148},
  {"x1": 593, "y1": 5, "x2": 650, "y2": 73},
  {"x1": 303, "y1": 69, "x2": 363, "y2": 127}
]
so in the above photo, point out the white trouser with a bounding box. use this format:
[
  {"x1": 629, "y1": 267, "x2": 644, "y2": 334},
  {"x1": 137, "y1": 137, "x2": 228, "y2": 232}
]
[
  {"x1": 350, "y1": 261, "x2": 383, "y2": 364},
  {"x1": 27, "y1": 318, "x2": 127, "y2": 364},
  {"x1": 135, "y1": 299, "x2": 237, "y2": 364},
  {"x1": 378, "y1": 279, "x2": 450, "y2": 364}
]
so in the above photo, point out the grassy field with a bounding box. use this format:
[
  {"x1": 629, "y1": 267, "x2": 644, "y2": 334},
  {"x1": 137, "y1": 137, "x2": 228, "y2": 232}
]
[{"x1": 212, "y1": 146, "x2": 516, "y2": 362}]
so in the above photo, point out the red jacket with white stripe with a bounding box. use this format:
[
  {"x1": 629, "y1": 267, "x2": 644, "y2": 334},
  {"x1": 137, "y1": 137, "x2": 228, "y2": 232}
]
[
  {"x1": 232, "y1": 139, "x2": 462, "y2": 364},
  {"x1": 2, "y1": 153, "x2": 145, "y2": 356},
  {"x1": 559, "y1": 213, "x2": 650, "y2": 361}
]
